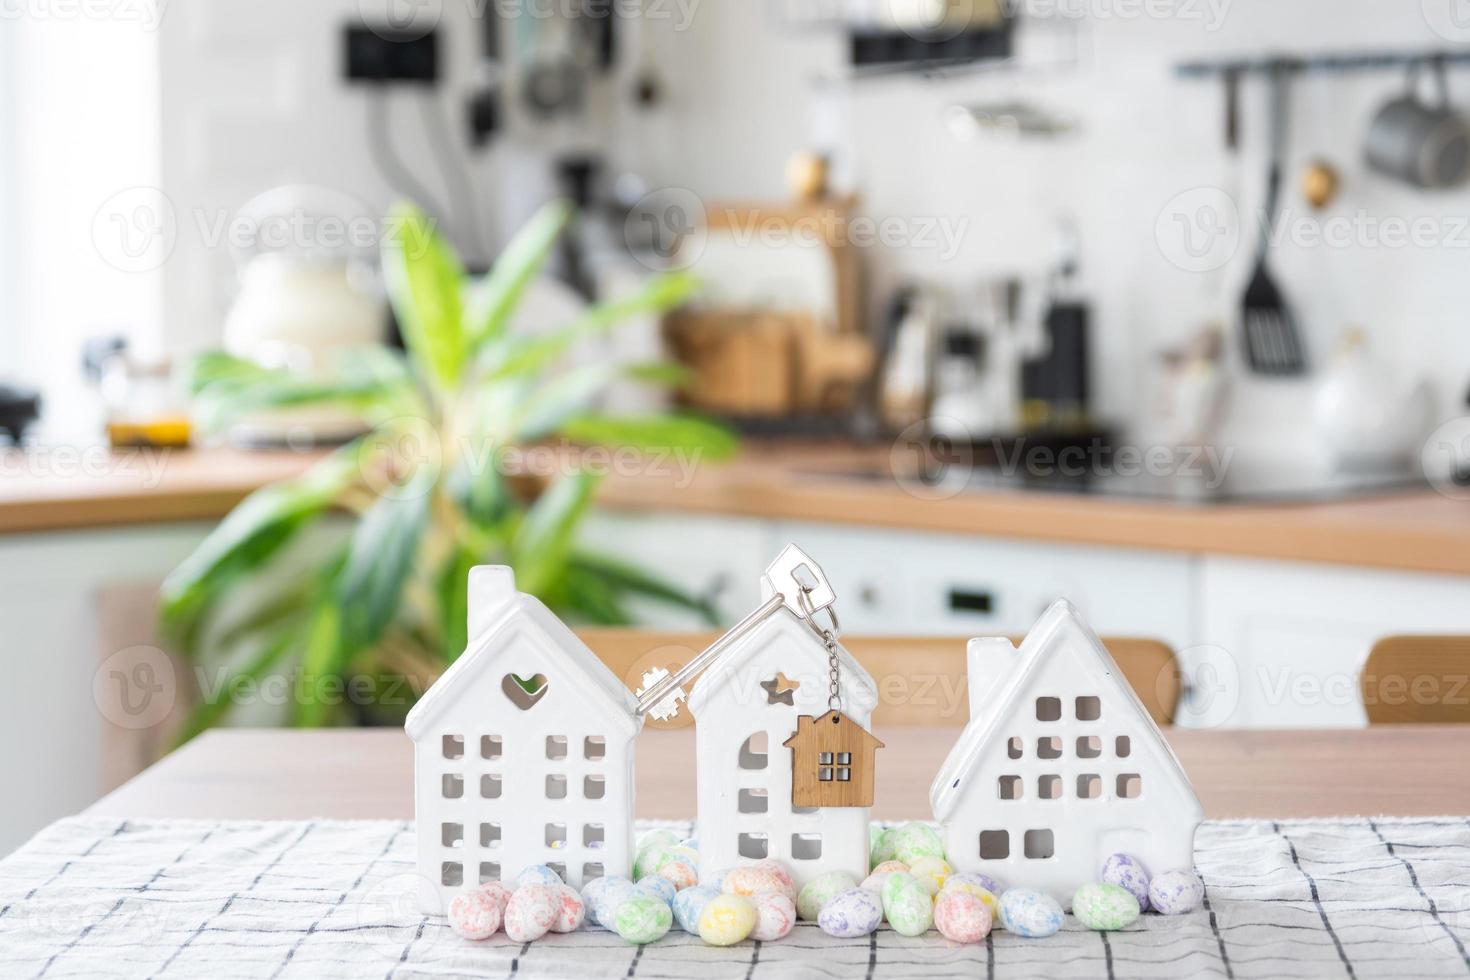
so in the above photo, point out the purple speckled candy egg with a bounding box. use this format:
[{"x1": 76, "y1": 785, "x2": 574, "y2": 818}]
[
  {"x1": 1101, "y1": 853, "x2": 1151, "y2": 912},
  {"x1": 945, "y1": 872, "x2": 1001, "y2": 896},
  {"x1": 1148, "y1": 870, "x2": 1204, "y2": 915},
  {"x1": 817, "y1": 888, "x2": 883, "y2": 939}
]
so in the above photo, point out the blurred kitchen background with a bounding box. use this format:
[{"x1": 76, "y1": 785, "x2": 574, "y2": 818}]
[{"x1": 3, "y1": 0, "x2": 1470, "y2": 852}]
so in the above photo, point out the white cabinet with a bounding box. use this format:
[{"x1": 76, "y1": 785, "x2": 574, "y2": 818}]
[{"x1": 1195, "y1": 557, "x2": 1470, "y2": 729}]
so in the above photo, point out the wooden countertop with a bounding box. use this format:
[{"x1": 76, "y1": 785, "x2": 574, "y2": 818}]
[
  {"x1": 5, "y1": 443, "x2": 1470, "y2": 575},
  {"x1": 88, "y1": 726, "x2": 1470, "y2": 821}
]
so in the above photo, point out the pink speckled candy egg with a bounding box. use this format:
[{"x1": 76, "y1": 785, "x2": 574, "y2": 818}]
[
  {"x1": 478, "y1": 881, "x2": 514, "y2": 915},
  {"x1": 755, "y1": 859, "x2": 795, "y2": 894},
  {"x1": 750, "y1": 891, "x2": 796, "y2": 941},
  {"x1": 504, "y1": 883, "x2": 559, "y2": 942},
  {"x1": 723, "y1": 865, "x2": 792, "y2": 901},
  {"x1": 448, "y1": 889, "x2": 503, "y2": 941},
  {"x1": 934, "y1": 890, "x2": 992, "y2": 944},
  {"x1": 657, "y1": 860, "x2": 699, "y2": 891},
  {"x1": 549, "y1": 884, "x2": 586, "y2": 933}
]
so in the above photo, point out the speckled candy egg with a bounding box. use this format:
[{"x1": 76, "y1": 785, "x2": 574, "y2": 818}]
[
  {"x1": 504, "y1": 884, "x2": 559, "y2": 942},
  {"x1": 796, "y1": 871, "x2": 859, "y2": 920},
  {"x1": 636, "y1": 875, "x2": 677, "y2": 906},
  {"x1": 657, "y1": 860, "x2": 699, "y2": 892},
  {"x1": 907, "y1": 856, "x2": 952, "y2": 896},
  {"x1": 590, "y1": 878, "x2": 638, "y2": 929},
  {"x1": 879, "y1": 873, "x2": 933, "y2": 937},
  {"x1": 998, "y1": 888, "x2": 1064, "y2": 938},
  {"x1": 887, "y1": 822, "x2": 945, "y2": 865},
  {"x1": 1101, "y1": 853, "x2": 1151, "y2": 911},
  {"x1": 633, "y1": 846, "x2": 675, "y2": 881},
  {"x1": 703, "y1": 868, "x2": 729, "y2": 892},
  {"x1": 860, "y1": 860, "x2": 909, "y2": 893},
  {"x1": 869, "y1": 826, "x2": 898, "y2": 869},
  {"x1": 945, "y1": 872, "x2": 1001, "y2": 896},
  {"x1": 941, "y1": 874, "x2": 1000, "y2": 918},
  {"x1": 934, "y1": 890, "x2": 993, "y2": 944},
  {"x1": 637, "y1": 829, "x2": 681, "y2": 853},
  {"x1": 673, "y1": 885, "x2": 720, "y2": 933},
  {"x1": 477, "y1": 881, "x2": 514, "y2": 915},
  {"x1": 750, "y1": 892, "x2": 797, "y2": 941},
  {"x1": 515, "y1": 864, "x2": 564, "y2": 888},
  {"x1": 1149, "y1": 870, "x2": 1204, "y2": 916},
  {"x1": 1073, "y1": 882, "x2": 1141, "y2": 931},
  {"x1": 548, "y1": 884, "x2": 586, "y2": 933},
  {"x1": 818, "y1": 888, "x2": 883, "y2": 939},
  {"x1": 724, "y1": 865, "x2": 792, "y2": 901},
  {"x1": 755, "y1": 859, "x2": 795, "y2": 895},
  {"x1": 679, "y1": 837, "x2": 699, "y2": 851},
  {"x1": 448, "y1": 889, "x2": 503, "y2": 940},
  {"x1": 614, "y1": 895, "x2": 673, "y2": 945},
  {"x1": 698, "y1": 893, "x2": 756, "y2": 946}
]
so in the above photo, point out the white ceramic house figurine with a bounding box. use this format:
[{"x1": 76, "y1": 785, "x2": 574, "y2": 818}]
[
  {"x1": 930, "y1": 599, "x2": 1204, "y2": 903},
  {"x1": 688, "y1": 551, "x2": 880, "y2": 889},
  {"x1": 405, "y1": 566, "x2": 641, "y2": 914}
]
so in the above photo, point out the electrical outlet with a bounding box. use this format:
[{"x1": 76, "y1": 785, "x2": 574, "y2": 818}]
[{"x1": 344, "y1": 25, "x2": 438, "y2": 84}]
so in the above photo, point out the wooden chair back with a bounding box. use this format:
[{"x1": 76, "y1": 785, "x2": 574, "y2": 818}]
[
  {"x1": 579, "y1": 630, "x2": 1180, "y2": 729},
  {"x1": 1361, "y1": 636, "x2": 1470, "y2": 724}
]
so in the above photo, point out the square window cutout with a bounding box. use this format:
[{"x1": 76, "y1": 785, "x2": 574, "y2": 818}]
[
  {"x1": 837, "y1": 753, "x2": 851, "y2": 765},
  {"x1": 1007, "y1": 737, "x2": 1023, "y2": 760},
  {"x1": 791, "y1": 834, "x2": 823, "y2": 860},
  {"x1": 584, "y1": 775, "x2": 606, "y2": 800},
  {"x1": 545, "y1": 775, "x2": 567, "y2": 800},
  {"x1": 836, "y1": 767, "x2": 851, "y2": 782},
  {"x1": 547, "y1": 862, "x2": 567, "y2": 881},
  {"x1": 998, "y1": 775, "x2": 1023, "y2": 800},
  {"x1": 1037, "y1": 736, "x2": 1062, "y2": 760},
  {"x1": 480, "y1": 823, "x2": 501, "y2": 848},
  {"x1": 481, "y1": 735, "x2": 503, "y2": 760},
  {"x1": 1038, "y1": 775, "x2": 1062, "y2": 800},
  {"x1": 442, "y1": 862, "x2": 463, "y2": 887},
  {"x1": 545, "y1": 823, "x2": 567, "y2": 848},
  {"x1": 584, "y1": 736, "x2": 606, "y2": 761},
  {"x1": 582, "y1": 862, "x2": 604, "y2": 882},
  {"x1": 546, "y1": 735, "x2": 568, "y2": 760},
  {"x1": 979, "y1": 830, "x2": 1010, "y2": 860},
  {"x1": 442, "y1": 735, "x2": 464, "y2": 760},
  {"x1": 818, "y1": 752, "x2": 833, "y2": 765},
  {"x1": 441, "y1": 823, "x2": 463, "y2": 848},
  {"x1": 819, "y1": 768, "x2": 834, "y2": 782},
  {"x1": 478, "y1": 862, "x2": 500, "y2": 884},
  {"x1": 1077, "y1": 774, "x2": 1102, "y2": 799},
  {"x1": 1117, "y1": 774, "x2": 1142, "y2": 799},
  {"x1": 739, "y1": 733, "x2": 769, "y2": 770},
  {"x1": 442, "y1": 774, "x2": 463, "y2": 799},
  {"x1": 738, "y1": 788, "x2": 769, "y2": 814},
  {"x1": 584, "y1": 824, "x2": 605, "y2": 847},
  {"x1": 1035, "y1": 696, "x2": 1062, "y2": 722},
  {"x1": 1077, "y1": 736, "x2": 1101, "y2": 759},
  {"x1": 1116, "y1": 736, "x2": 1132, "y2": 758},
  {"x1": 738, "y1": 833, "x2": 769, "y2": 859},
  {"x1": 1076, "y1": 695, "x2": 1102, "y2": 721},
  {"x1": 481, "y1": 775, "x2": 502, "y2": 799},
  {"x1": 1024, "y1": 829, "x2": 1055, "y2": 859}
]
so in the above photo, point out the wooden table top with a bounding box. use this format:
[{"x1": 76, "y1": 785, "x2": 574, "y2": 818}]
[
  {"x1": 87, "y1": 726, "x2": 1470, "y2": 822},
  {"x1": 5, "y1": 442, "x2": 1470, "y2": 575}
]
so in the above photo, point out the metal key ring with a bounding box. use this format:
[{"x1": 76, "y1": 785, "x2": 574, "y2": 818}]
[{"x1": 797, "y1": 585, "x2": 840, "y2": 641}]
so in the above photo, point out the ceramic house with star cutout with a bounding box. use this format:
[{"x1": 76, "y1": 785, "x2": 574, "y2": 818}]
[
  {"x1": 688, "y1": 593, "x2": 881, "y2": 889},
  {"x1": 405, "y1": 566, "x2": 641, "y2": 914},
  {"x1": 930, "y1": 599, "x2": 1203, "y2": 904}
]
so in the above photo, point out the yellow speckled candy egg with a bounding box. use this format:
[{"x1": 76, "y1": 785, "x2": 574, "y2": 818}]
[
  {"x1": 907, "y1": 856, "x2": 953, "y2": 896},
  {"x1": 698, "y1": 893, "x2": 756, "y2": 946},
  {"x1": 941, "y1": 874, "x2": 999, "y2": 918}
]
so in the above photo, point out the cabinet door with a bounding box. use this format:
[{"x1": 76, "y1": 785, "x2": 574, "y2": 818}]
[
  {"x1": 772, "y1": 522, "x2": 1195, "y2": 651},
  {"x1": 579, "y1": 513, "x2": 777, "y2": 628},
  {"x1": 1196, "y1": 557, "x2": 1470, "y2": 728}
]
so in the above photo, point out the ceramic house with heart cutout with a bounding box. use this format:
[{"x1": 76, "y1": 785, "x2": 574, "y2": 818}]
[
  {"x1": 688, "y1": 589, "x2": 880, "y2": 889},
  {"x1": 406, "y1": 566, "x2": 641, "y2": 914},
  {"x1": 930, "y1": 599, "x2": 1203, "y2": 904}
]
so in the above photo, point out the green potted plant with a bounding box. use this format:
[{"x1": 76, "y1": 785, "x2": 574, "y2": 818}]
[{"x1": 161, "y1": 201, "x2": 734, "y2": 738}]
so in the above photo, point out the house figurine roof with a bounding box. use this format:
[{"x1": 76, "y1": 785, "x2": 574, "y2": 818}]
[
  {"x1": 929, "y1": 599, "x2": 1202, "y2": 824},
  {"x1": 404, "y1": 566, "x2": 639, "y2": 742},
  {"x1": 782, "y1": 710, "x2": 887, "y2": 752}
]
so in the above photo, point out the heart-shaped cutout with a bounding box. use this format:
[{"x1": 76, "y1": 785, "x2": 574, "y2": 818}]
[{"x1": 502, "y1": 673, "x2": 550, "y2": 710}]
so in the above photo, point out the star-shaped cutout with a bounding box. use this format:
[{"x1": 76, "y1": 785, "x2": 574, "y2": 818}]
[{"x1": 760, "y1": 672, "x2": 801, "y2": 706}]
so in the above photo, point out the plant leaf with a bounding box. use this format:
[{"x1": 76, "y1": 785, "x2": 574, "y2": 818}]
[
  {"x1": 187, "y1": 352, "x2": 411, "y2": 435},
  {"x1": 172, "y1": 628, "x2": 298, "y2": 746},
  {"x1": 569, "y1": 550, "x2": 722, "y2": 625},
  {"x1": 465, "y1": 200, "x2": 572, "y2": 349},
  {"x1": 293, "y1": 601, "x2": 344, "y2": 728},
  {"x1": 336, "y1": 491, "x2": 431, "y2": 657},
  {"x1": 383, "y1": 203, "x2": 467, "y2": 393},
  {"x1": 558, "y1": 413, "x2": 738, "y2": 461},
  {"x1": 510, "y1": 470, "x2": 600, "y2": 596},
  {"x1": 435, "y1": 544, "x2": 481, "y2": 662},
  {"x1": 554, "y1": 564, "x2": 634, "y2": 626}
]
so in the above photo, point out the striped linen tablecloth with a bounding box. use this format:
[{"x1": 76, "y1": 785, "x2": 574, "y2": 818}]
[{"x1": 1, "y1": 817, "x2": 1467, "y2": 979}]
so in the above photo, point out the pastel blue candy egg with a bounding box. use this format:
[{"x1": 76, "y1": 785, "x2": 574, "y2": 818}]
[
  {"x1": 636, "y1": 875, "x2": 677, "y2": 906},
  {"x1": 592, "y1": 879, "x2": 638, "y2": 929},
  {"x1": 680, "y1": 838, "x2": 699, "y2": 851},
  {"x1": 515, "y1": 864, "x2": 564, "y2": 888},
  {"x1": 998, "y1": 888, "x2": 1064, "y2": 938},
  {"x1": 1101, "y1": 853, "x2": 1151, "y2": 911},
  {"x1": 673, "y1": 884, "x2": 720, "y2": 933},
  {"x1": 817, "y1": 888, "x2": 883, "y2": 939}
]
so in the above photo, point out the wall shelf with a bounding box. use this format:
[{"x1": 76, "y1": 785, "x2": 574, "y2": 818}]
[{"x1": 1176, "y1": 49, "x2": 1470, "y2": 80}]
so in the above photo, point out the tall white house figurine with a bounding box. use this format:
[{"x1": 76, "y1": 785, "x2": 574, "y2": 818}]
[
  {"x1": 679, "y1": 545, "x2": 882, "y2": 889},
  {"x1": 406, "y1": 566, "x2": 642, "y2": 914},
  {"x1": 930, "y1": 599, "x2": 1203, "y2": 904}
]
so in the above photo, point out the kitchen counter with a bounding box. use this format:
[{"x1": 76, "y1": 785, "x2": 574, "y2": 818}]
[{"x1": 3, "y1": 443, "x2": 1469, "y2": 574}]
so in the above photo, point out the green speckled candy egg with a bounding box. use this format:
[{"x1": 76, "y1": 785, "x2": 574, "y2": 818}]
[
  {"x1": 1072, "y1": 882, "x2": 1141, "y2": 931},
  {"x1": 796, "y1": 871, "x2": 858, "y2": 920},
  {"x1": 879, "y1": 872, "x2": 933, "y2": 936},
  {"x1": 614, "y1": 895, "x2": 673, "y2": 945},
  {"x1": 869, "y1": 826, "x2": 897, "y2": 869},
  {"x1": 886, "y1": 822, "x2": 945, "y2": 865}
]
